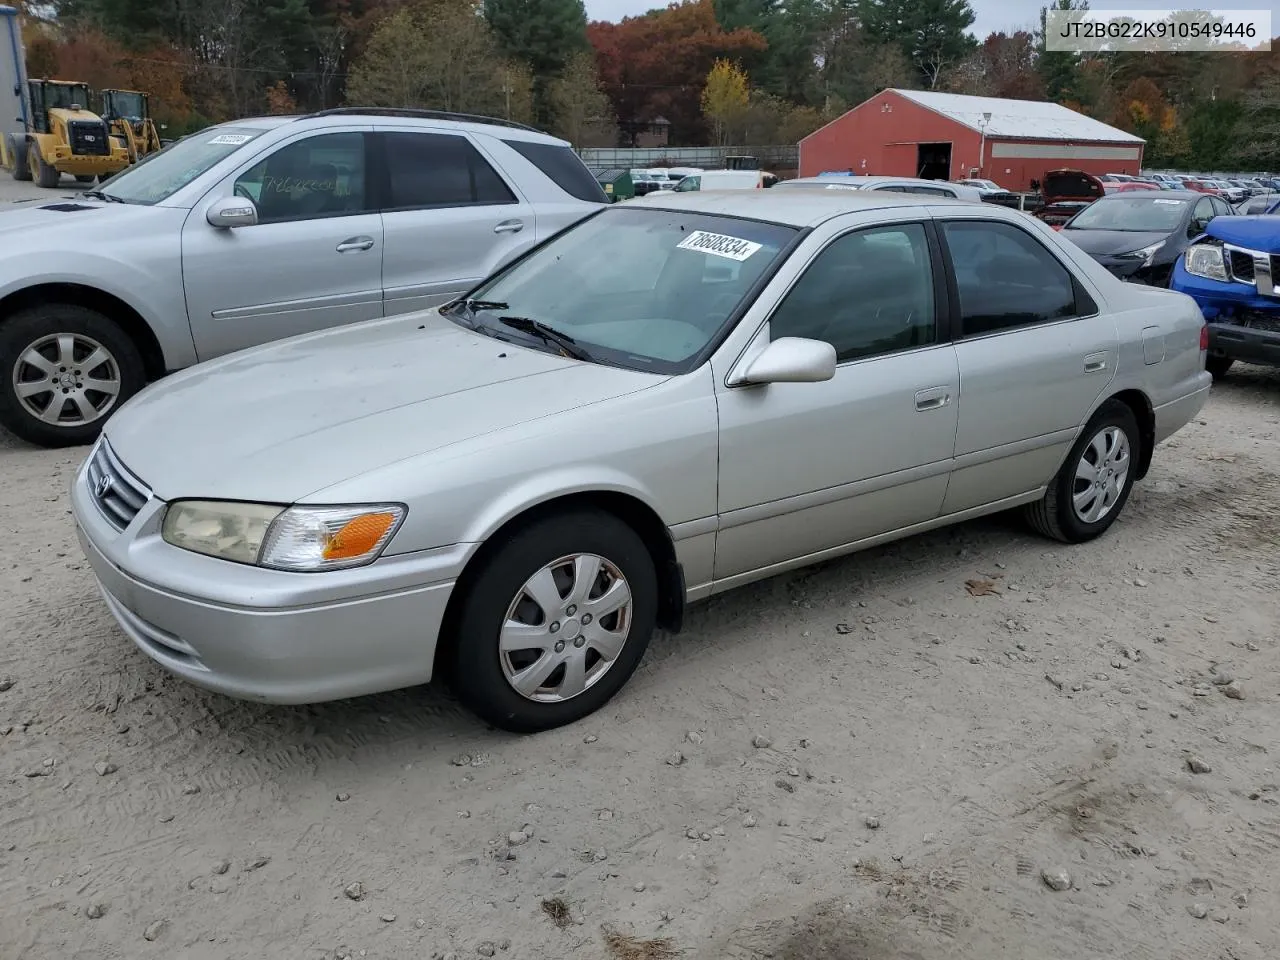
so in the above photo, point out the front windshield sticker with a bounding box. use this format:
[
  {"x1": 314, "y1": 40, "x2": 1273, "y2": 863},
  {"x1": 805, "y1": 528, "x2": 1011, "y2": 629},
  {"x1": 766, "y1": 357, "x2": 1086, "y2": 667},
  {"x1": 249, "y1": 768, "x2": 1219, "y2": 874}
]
[
  {"x1": 1153, "y1": 199, "x2": 1184, "y2": 205},
  {"x1": 676, "y1": 230, "x2": 763, "y2": 261},
  {"x1": 824, "y1": 183, "x2": 860, "y2": 191},
  {"x1": 208, "y1": 134, "x2": 253, "y2": 145}
]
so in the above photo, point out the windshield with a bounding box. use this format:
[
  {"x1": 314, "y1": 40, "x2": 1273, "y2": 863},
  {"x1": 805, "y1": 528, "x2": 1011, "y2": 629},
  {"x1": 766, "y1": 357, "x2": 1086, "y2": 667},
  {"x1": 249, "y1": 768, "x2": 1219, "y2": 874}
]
[
  {"x1": 108, "y1": 91, "x2": 146, "y2": 119},
  {"x1": 1067, "y1": 195, "x2": 1188, "y2": 231},
  {"x1": 453, "y1": 207, "x2": 798, "y2": 374},
  {"x1": 95, "y1": 126, "x2": 267, "y2": 204},
  {"x1": 44, "y1": 83, "x2": 91, "y2": 110}
]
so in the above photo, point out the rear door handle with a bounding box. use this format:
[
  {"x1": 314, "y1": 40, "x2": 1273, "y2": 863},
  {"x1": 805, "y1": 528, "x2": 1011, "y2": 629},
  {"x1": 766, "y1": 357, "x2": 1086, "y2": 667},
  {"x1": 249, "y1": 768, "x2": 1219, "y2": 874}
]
[
  {"x1": 336, "y1": 236, "x2": 375, "y2": 253},
  {"x1": 494, "y1": 219, "x2": 524, "y2": 234},
  {"x1": 914, "y1": 386, "x2": 952, "y2": 411},
  {"x1": 1083, "y1": 352, "x2": 1108, "y2": 373}
]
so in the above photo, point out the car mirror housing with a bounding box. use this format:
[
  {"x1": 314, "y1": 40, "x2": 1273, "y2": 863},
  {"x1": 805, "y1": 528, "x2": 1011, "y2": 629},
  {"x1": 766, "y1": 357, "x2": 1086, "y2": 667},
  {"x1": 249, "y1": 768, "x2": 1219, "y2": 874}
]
[
  {"x1": 740, "y1": 337, "x2": 837, "y2": 385},
  {"x1": 207, "y1": 196, "x2": 259, "y2": 229}
]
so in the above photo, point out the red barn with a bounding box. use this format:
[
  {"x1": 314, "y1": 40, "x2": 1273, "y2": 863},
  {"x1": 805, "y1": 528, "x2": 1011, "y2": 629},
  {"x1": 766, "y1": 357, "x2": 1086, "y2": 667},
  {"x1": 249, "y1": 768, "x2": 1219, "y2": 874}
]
[{"x1": 799, "y1": 89, "x2": 1145, "y2": 192}]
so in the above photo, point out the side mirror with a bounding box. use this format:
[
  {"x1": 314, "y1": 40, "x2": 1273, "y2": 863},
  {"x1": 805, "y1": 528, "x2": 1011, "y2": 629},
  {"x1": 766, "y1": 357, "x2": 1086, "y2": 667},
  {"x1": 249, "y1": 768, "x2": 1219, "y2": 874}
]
[
  {"x1": 740, "y1": 337, "x2": 837, "y2": 385},
  {"x1": 207, "y1": 195, "x2": 258, "y2": 229}
]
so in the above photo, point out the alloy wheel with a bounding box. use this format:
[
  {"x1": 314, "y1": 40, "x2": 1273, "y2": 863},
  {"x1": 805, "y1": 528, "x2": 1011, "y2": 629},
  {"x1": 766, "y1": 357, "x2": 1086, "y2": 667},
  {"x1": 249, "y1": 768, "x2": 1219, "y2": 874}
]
[
  {"x1": 12, "y1": 333, "x2": 122, "y2": 427},
  {"x1": 499, "y1": 553, "x2": 633, "y2": 703},
  {"x1": 1072, "y1": 425, "x2": 1131, "y2": 523}
]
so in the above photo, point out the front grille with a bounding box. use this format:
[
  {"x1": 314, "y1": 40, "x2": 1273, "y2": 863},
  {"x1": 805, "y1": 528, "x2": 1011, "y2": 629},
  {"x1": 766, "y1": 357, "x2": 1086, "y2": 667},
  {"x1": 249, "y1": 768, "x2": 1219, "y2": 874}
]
[
  {"x1": 1270, "y1": 255, "x2": 1280, "y2": 284},
  {"x1": 1228, "y1": 250, "x2": 1256, "y2": 283},
  {"x1": 68, "y1": 119, "x2": 110, "y2": 156},
  {"x1": 981, "y1": 193, "x2": 1022, "y2": 208},
  {"x1": 86, "y1": 440, "x2": 151, "y2": 530}
]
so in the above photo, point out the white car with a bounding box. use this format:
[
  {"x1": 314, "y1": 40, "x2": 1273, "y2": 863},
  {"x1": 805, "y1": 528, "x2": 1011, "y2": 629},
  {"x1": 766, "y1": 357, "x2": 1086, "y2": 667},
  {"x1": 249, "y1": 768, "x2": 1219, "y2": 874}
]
[{"x1": 775, "y1": 175, "x2": 985, "y2": 202}]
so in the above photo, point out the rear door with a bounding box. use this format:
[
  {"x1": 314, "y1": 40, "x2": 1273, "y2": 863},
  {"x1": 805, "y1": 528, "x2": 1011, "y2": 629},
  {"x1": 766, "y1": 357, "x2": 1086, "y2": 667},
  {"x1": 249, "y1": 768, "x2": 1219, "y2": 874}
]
[
  {"x1": 375, "y1": 128, "x2": 536, "y2": 316},
  {"x1": 934, "y1": 214, "x2": 1119, "y2": 515},
  {"x1": 181, "y1": 128, "x2": 384, "y2": 360}
]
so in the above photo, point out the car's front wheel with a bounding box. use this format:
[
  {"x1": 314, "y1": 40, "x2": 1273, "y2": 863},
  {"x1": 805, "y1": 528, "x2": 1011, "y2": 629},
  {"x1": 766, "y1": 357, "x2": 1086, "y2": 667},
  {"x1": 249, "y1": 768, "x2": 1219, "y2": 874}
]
[
  {"x1": 1025, "y1": 399, "x2": 1140, "y2": 544},
  {"x1": 448, "y1": 509, "x2": 658, "y2": 733},
  {"x1": 0, "y1": 305, "x2": 146, "y2": 447}
]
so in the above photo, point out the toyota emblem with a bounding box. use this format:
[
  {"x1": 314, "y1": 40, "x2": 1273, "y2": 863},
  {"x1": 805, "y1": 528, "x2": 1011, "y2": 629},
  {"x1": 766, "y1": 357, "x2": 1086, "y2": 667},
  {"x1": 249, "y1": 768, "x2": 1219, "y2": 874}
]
[{"x1": 95, "y1": 473, "x2": 113, "y2": 498}]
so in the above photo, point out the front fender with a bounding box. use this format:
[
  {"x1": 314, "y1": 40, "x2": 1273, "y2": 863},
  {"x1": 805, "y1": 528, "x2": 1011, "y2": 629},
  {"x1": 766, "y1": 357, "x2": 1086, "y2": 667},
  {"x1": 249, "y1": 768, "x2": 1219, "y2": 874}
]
[{"x1": 0, "y1": 220, "x2": 198, "y2": 369}]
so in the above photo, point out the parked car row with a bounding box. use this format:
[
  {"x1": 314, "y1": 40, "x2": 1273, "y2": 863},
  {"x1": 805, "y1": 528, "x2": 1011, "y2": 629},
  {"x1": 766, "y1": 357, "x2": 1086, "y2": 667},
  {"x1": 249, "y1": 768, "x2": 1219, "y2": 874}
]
[{"x1": 60, "y1": 180, "x2": 1212, "y2": 731}]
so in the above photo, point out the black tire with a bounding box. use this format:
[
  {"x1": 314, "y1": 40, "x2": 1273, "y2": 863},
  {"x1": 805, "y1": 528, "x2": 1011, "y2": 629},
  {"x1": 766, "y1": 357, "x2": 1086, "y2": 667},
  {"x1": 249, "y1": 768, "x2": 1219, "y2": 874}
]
[
  {"x1": 1024, "y1": 399, "x2": 1141, "y2": 544},
  {"x1": 7, "y1": 135, "x2": 31, "y2": 181},
  {"x1": 1206, "y1": 355, "x2": 1233, "y2": 380},
  {"x1": 447, "y1": 509, "x2": 658, "y2": 733},
  {"x1": 75, "y1": 175, "x2": 96, "y2": 184},
  {"x1": 0, "y1": 304, "x2": 146, "y2": 448},
  {"x1": 31, "y1": 147, "x2": 60, "y2": 188}
]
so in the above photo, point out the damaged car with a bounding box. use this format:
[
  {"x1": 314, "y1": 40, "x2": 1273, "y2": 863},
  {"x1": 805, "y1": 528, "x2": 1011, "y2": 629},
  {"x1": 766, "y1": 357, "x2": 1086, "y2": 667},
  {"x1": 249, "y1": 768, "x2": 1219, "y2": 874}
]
[{"x1": 1171, "y1": 213, "x2": 1280, "y2": 378}]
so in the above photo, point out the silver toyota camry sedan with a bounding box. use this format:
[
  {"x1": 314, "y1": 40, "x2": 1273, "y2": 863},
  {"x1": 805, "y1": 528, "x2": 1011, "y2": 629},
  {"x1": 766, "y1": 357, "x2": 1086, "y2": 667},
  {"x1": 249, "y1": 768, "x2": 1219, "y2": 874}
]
[{"x1": 71, "y1": 191, "x2": 1212, "y2": 732}]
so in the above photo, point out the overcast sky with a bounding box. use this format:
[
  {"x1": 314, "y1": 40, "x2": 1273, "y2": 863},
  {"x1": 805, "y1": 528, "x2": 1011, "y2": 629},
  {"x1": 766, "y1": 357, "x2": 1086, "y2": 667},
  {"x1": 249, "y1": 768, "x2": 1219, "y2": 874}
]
[{"x1": 582, "y1": 0, "x2": 1279, "y2": 39}]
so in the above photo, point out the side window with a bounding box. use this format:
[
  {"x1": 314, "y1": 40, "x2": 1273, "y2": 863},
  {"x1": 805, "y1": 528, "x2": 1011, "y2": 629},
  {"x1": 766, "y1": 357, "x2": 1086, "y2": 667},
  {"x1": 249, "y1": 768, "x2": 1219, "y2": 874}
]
[
  {"x1": 234, "y1": 133, "x2": 370, "y2": 223},
  {"x1": 382, "y1": 132, "x2": 515, "y2": 210},
  {"x1": 942, "y1": 220, "x2": 1078, "y2": 337},
  {"x1": 907, "y1": 186, "x2": 952, "y2": 197},
  {"x1": 1212, "y1": 197, "x2": 1233, "y2": 217},
  {"x1": 874, "y1": 185, "x2": 908, "y2": 192},
  {"x1": 500, "y1": 139, "x2": 609, "y2": 203},
  {"x1": 770, "y1": 223, "x2": 937, "y2": 363}
]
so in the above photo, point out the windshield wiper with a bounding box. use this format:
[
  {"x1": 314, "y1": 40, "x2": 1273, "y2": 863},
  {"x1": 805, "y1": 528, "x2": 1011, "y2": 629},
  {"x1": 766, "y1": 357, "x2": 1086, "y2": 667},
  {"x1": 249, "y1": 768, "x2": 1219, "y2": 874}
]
[
  {"x1": 498, "y1": 316, "x2": 593, "y2": 361},
  {"x1": 83, "y1": 189, "x2": 123, "y2": 203}
]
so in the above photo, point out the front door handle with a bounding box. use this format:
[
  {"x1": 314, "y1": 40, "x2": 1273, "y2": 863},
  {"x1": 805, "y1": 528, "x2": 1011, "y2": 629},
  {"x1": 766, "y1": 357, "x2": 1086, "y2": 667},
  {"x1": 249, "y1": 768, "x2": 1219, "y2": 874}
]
[
  {"x1": 336, "y1": 236, "x2": 375, "y2": 253},
  {"x1": 1083, "y1": 352, "x2": 1108, "y2": 373},
  {"x1": 914, "y1": 386, "x2": 952, "y2": 411},
  {"x1": 494, "y1": 219, "x2": 524, "y2": 234}
]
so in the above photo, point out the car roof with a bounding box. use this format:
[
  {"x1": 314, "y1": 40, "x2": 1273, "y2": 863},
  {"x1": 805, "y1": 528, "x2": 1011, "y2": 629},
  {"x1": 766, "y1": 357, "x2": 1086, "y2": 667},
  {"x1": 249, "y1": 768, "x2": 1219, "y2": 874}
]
[
  {"x1": 780, "y1": 175, "x2": 956, "y2": 188},
  {"x1": 627, "y1": 189, "x2": 988, "y2": 227},
  {"x1": 208, "y1": 111, "x2": 569, "y2": 144}
]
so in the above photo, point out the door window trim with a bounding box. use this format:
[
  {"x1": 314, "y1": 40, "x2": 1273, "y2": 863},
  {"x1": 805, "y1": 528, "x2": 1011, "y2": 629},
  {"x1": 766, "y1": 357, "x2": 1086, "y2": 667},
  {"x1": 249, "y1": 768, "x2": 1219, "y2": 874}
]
[
  {"x1": 370, "y1": 129, "x2": 519, "y2": 213},
  {"x1": 759, "y1": 219, "x2": 954, "y2": 369},
  {"x1": 230, "y1": 130, "x2": 376, "y2": 225},
  {"x1": 934, "y1": 217, "x2": 1100, "y2": 343}
]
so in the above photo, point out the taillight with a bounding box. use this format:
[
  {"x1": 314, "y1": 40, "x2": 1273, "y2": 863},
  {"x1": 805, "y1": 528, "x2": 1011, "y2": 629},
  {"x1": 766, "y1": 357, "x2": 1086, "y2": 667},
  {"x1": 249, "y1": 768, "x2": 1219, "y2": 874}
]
[{"x1": 1200, "y1": 325, "x2": 1209, "y2": 351}]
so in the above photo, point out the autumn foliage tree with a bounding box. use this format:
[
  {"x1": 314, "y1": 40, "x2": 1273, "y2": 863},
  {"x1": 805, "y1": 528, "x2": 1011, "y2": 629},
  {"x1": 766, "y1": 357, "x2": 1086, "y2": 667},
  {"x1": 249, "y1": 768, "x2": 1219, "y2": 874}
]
[
  {"x1": 701, "y1": 59, "x2": 749, "y2": 144},
  {"x1": 588, "y1": 0, "x2": 766, "y2": 144}
]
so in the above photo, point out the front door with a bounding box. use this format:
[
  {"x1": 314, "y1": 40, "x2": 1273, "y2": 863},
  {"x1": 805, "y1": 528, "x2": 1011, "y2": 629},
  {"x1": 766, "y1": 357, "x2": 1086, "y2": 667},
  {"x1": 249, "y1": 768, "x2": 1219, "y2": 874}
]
[
  {"x1": 935, "y1": 216, "x2": 1119, "y2": 514},
  {"x1": 713, "y1": 220, "x2": 959, "y2": 583},
  {"x1": 376, "y1": 129, "x2": 537, "y2": 315},
  {"x1": 181, "y1": 129, "x2": 384, "y2": 361}
]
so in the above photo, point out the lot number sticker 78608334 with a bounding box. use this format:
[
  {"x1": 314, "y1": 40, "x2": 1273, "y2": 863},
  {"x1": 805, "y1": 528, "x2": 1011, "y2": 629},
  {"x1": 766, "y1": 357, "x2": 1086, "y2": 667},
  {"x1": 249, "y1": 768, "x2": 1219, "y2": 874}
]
[{"x1": 676, "y1": 230, "x2": 763, "y2": 262}]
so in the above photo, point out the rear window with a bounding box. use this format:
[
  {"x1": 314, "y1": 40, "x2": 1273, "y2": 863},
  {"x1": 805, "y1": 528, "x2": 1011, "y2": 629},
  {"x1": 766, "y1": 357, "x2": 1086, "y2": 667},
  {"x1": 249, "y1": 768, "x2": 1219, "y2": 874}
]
[{"x1": 502, "y1": 140, "x2": 608, "y2": 203}]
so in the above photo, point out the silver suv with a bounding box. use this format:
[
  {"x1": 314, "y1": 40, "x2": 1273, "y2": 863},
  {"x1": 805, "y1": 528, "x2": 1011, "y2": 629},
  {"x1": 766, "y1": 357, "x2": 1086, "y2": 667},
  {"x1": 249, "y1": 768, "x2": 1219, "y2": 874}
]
[{"x1": 0, "y1": 108, "x2": 608, "y2": 447}]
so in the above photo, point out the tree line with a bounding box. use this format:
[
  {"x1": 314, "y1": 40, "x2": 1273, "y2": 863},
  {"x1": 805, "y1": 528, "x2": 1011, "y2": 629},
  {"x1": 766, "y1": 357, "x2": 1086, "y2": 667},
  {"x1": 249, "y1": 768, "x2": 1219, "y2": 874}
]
[{"x1": 13, "y1": 0, "x2": 1280, "y2": 170}]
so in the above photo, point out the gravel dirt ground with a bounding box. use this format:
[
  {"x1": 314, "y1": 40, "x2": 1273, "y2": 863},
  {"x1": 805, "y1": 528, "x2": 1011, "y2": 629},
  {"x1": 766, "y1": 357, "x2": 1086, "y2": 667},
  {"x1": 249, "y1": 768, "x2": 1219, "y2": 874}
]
[
  {"x1": 1, "y1": 196, "x2": 1278, "y2": 958},
  {"x1": 0, "y1": 178, "x2": 90, "y2": 204}
]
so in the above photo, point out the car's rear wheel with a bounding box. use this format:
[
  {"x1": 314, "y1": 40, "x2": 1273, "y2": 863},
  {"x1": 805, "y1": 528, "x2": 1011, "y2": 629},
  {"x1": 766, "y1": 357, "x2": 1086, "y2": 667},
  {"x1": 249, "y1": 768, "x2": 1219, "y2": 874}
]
[
  {"x1": 0, "y1": 305, "x2": 146, "y2": 447},
  {"x1": 448, "y1": 509, "x2": 658, "y2": 733},
  {"x1": 1025, "y1": 399, "x2": 1140, "y2": 544},
  {"x1": 1206, "y1": 355, "x2": 1233, "y2": 380}
]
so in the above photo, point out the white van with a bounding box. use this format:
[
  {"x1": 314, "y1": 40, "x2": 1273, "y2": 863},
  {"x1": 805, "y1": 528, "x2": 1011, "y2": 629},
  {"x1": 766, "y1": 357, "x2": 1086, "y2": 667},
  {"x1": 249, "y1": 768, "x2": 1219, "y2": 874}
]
[{"x1": 673, "y1": 169, "x2": 778, "y2": 192}]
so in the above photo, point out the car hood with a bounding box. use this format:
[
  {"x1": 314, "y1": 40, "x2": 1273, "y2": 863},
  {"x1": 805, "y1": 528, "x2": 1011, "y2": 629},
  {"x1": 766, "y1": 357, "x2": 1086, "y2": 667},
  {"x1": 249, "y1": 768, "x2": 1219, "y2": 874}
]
[
  {"x1": 104, "y1": 312, "x2": 666, "y2": 503},
  {"x1": 1061, "y1": 228, "x2": 1171, "y2": 256},
  {"x1": 1042, "y1": 170, "x2": 1104, "y2": 202},
  {"x1": 0, "y1": 198, "x2": 154, "y2": 245},
  {"x1": 1203, "y1": 215, "x2": 1280, "y2": 251}
]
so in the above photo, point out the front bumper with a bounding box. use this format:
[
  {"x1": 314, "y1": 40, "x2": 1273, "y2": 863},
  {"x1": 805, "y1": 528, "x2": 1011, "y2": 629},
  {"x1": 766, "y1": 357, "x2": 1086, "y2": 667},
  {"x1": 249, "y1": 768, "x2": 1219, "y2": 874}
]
[
  {"x1": 1171, "y1": 260, "x2": 1280, "y2": 367},
  {"x1": 71, "y1": 446, "x2": 465, "y2": 705},
  {"x1": 1092, "y1": 254, "x2": 1171, "y2": 286}
]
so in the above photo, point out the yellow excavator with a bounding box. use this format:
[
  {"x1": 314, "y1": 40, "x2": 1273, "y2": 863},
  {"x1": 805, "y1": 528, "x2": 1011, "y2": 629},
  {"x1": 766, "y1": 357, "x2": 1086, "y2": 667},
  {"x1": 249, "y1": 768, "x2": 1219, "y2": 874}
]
[
  {"x1": 100, "y1": 88, "x2": 162, "y2": 163},
  {"x1": 0, "y1": 79, "x2": 131, "y2": 186}
]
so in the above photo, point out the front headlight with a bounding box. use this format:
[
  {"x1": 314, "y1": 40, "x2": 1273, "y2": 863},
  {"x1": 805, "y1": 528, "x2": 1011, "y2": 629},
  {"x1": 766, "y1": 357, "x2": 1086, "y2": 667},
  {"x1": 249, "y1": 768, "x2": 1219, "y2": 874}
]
[
  {"x1": 1126, "y1": 242, "x2": 1163, "y2": 267},
  {"x1": 161, "y1": 501, "x2": 405, "y2": 571},
  {"x1": 1184, "y1": 241, "x2": 1228, "y2": 281}
]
